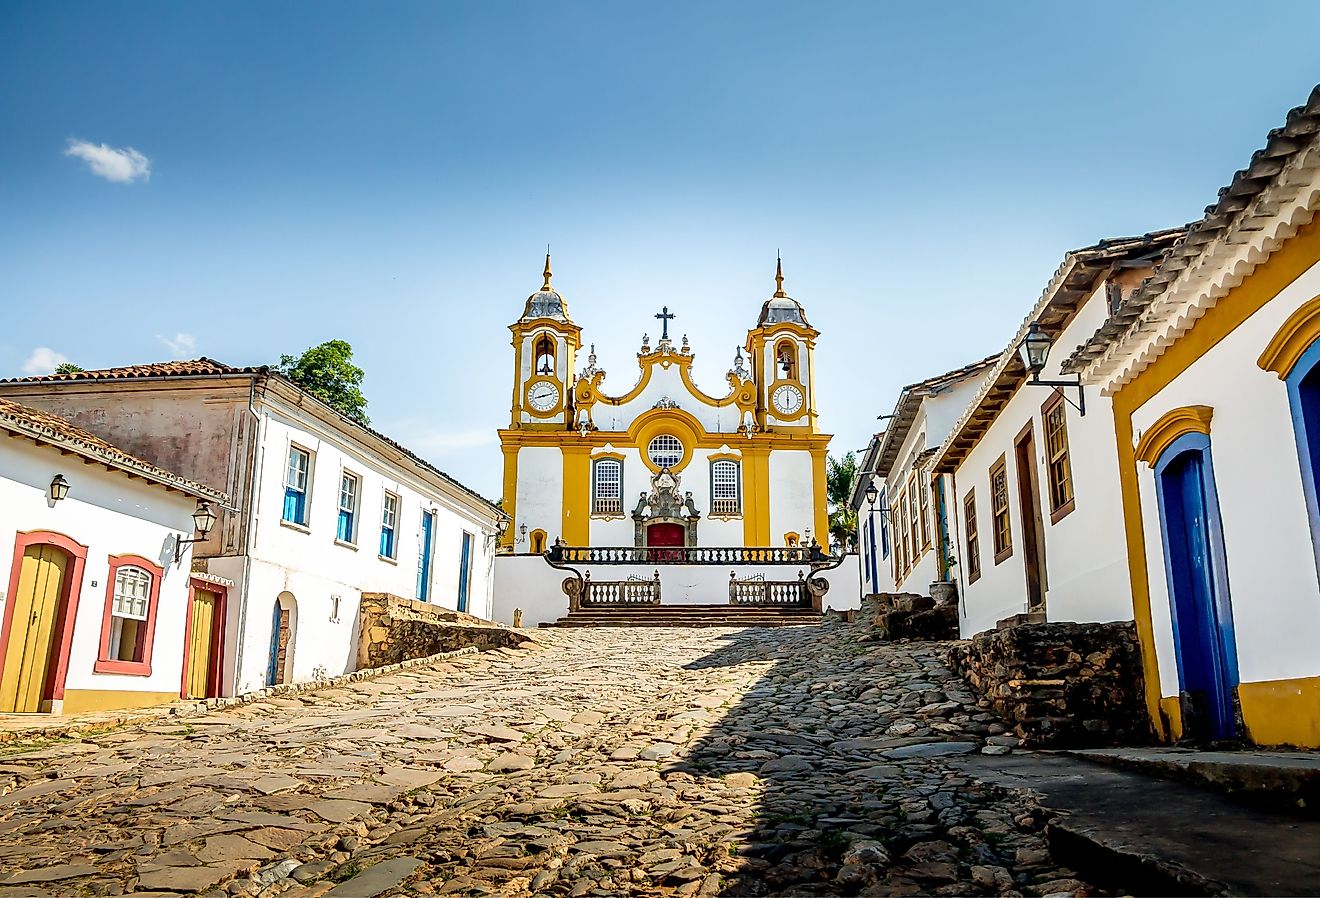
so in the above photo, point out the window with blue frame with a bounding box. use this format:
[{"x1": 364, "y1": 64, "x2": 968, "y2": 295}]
[
  {"x1": 337, "y1": 472, "x2": 359, "y2": 543},
  {"x1": 283, "y1": 446, "x2": 311, "y2": 526},
  {"x1": 380, "y1": 491, "x2": 398, "y2": 558}
]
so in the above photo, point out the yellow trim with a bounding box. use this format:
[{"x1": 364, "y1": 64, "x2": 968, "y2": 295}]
[
  {"x1": 61, "y1": 689, "x2": 179, "y2": 715},
  {"x1": 562, "y1": 446, "x2": 590, "y2": 545},
  {"x1": 574, "y1": 347, "x2": 756, "y2": 412},
  {"x1": 500, "y1": 445, "x2": 519, "y2": 547},
  {"x1": 528, "y1": 529, "x2": 548, "y2": 555},
  {"x1": 1133, "y1": 405, "x2": 1214, "y2": 467},
  {"x1": 523, "y1": 375, "x2": 566, "y2": 419},
  {"x1": 1258, "y1": 293, "x2": 1320, "y2": 379},
  {"x1": 590, "y1": 450, "x2": 627, "y2": 461},
  {"x1": 497, "y1": 427, "x2": 832, "y2": 452},
  {"x1": 628, "y1": 409, "x2": 703, "y2": 474},
  {"x1": 1158, "y1": 696, "x2": 1183, "y2": 741},
  {"x1": 1238, "y1": 676, "x2": 1320, "y2": 748},
  {"x1": 1110, "y1": 219, "x2": 1320, "y2": 740},
  {"x1": 784, "y1": 531, "x2": 800, "y2": 547},
  {"x1": 743, "y1": 445, "x2": 772, "y2": 544},
  {"x1": 707, "y1": 450, "x2": 741, "y2": 462},
  {"x1": 811, "y1": 447, "x2": 829, "y2": 542}
]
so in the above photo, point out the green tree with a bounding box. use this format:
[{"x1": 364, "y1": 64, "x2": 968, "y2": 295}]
[
  {"x1": 277, "y1": 340, "x2": 369, "y2": 425},
  {"x1": 54, "y1": 362, "x2": 83, "y2": 374},
  {"x1": 826, "y1": 451, "x2": 859, "y2": 553}
]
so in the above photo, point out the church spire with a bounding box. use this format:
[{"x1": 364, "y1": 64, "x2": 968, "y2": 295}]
[
  {"x1": 774, "y1": 252, "x2": 786, "y2": 298},
  {"x1": 542, "y1": 247, "x2": 553, "y2": 290}
]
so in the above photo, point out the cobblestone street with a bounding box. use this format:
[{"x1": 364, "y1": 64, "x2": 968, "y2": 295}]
[{"x1": 0, "y1": 620, "x2": 1098, "y2": 898}]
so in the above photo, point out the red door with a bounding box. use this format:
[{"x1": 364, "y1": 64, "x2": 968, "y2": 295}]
[{"x1": 646, "y1": 522, "x2": 686, "y2": 562}]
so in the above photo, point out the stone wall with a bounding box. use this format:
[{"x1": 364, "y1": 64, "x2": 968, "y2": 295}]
[
  {"x1": 947, "y1": 621, "x2": 1151, "y2": 748},
  {"x1": 356, "y1": 593, "x2": 532, "y2": 671},
  {"x1": 863, "y1": 593, "x2": 959, "y2": 641}
]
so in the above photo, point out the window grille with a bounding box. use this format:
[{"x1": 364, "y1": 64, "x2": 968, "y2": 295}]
[
  {"x1": 110, "y1": 565, "x2": 151, "y2": 661},
  {"x1": 593, "y1": 459, "x2": 623, "y2": 514},
  {"x1": 711, "y1": 460, "x2": 741, "y2": 515},
  {"x1": 647, "y1": 435, "x2": 683, "y2": 468}
]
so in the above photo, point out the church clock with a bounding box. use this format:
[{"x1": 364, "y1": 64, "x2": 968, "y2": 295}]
[
  {"x1": 771, "y1": 383, "x2": 804, "y2": 416},
  {"x1": 526, "y1": 379, "x2": 562, "y2": 413}
]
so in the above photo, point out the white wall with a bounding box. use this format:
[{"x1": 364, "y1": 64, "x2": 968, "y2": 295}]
[
  {"x1": 234, "y1": 404, "x2": 498, "y2": 693},
  {"x1": 954, "y1": 285, "x2": 1134, "y2": 637},
  {"x1": 492, "y1": 553, "x2": 860, "y2": 627},
  {"x1": 1130, "y1": 259, "x2": 1320, "y2": 696},
  {"x1": 515, "y1": 446, "x2": 564, "y2": 544},
  {"x1": 768, "y1": 450, "x2": 817, "y2": 544},
  {"x1": 0, "y1": 437, "x2": 199, "y2": 704}
]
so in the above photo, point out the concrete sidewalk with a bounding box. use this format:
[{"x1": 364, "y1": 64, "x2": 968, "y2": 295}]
[{"x1": 958, "y1": 752, "x2": 1320, "y2": 896}]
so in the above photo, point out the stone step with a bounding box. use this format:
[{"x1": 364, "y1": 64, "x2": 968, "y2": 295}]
[
  {"x1": 1065, "y1": 747, "x2": 1320, "y2": 816},
  {"x1": 956, "y1": 752, "x2": 1320, "y2": 896},
  {"x1": 542, "y1": 604, "x2": 822, "y2": 628}
]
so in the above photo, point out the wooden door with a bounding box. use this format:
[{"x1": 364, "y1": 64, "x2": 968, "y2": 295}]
[
  {"x1": 1014, "y1": 426, "x2": 1048, "y2": 612},
  {"x1": 275, "y1": 609, "x2": 292, "y2": 684},
  {"x1": 0, "y1": 545, "x2": 69, "y2": 713},
  {"x1": 184, "y1": 588, "x2": 219, "y2": 699}
]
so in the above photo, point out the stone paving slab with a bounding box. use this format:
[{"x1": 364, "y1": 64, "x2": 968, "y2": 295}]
[{"x1": 0, "y1": 620, "x2": 1100, "y2": 897}]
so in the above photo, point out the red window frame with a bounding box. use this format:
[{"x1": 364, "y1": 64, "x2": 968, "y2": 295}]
[{"x1": 94, "y1": 554, "x2": 164, "y2": 676}]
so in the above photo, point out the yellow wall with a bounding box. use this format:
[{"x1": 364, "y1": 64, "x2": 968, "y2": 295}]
[{"x1": 62, "y1": 689, "x2": 179, "y2": 715}]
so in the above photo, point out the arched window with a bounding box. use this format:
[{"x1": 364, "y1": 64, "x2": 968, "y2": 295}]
[
  {"x1": 648, "y1": 435, "x2": 683, "y2": 469},
  {"x1": 529, "y1": 529, "x2": 547, "y2": 554},
  {"x1": 711, "y1": 459, "x2": 741, "y2": 515},
  {"x1": 593, "y1": 458, "x2": 623, "y2": 515},
  {"x1": 776, "y1": 340, "x2": 798, "y2": 380},
  {"x1": 534, "y1": 335, "x2": 556, "y2": 377}
]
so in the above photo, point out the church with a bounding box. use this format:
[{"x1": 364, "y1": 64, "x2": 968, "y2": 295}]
[{"x1": 499, "y1": 255, "x2": 832, "y2": 553}]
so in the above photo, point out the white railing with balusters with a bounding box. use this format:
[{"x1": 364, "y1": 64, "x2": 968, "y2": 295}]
[
  {"x1": 580, "y1": 571, "x2": 662, "y2": 606},
  {"x1": 728, "y1": 570, "x2": 810, "y2": 606}
]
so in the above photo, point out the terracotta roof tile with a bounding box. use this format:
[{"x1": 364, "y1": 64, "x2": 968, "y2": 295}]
[{"x1": 0, "y1": 357, "x2": 264, "y2": 383}]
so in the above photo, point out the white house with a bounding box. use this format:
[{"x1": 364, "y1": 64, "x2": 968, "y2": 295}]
[
  {"x1": 850, "y1": 433, "x2": 895, "y2": 597},
  {"x1": 0, "y1": 398, "x2": 229, "y2": 715},
  {"x1": 0, "y1": 361, "x2": 504, "y2": 696},
  {"x1": 930, "y1": 229, "x2": 1185, "y2": 638},
  {"x1": 869, "y1": 357, "x2": 995, "y2": 597},
  {"x1": 1063, "y1": 85, "x2": 1320, "y2": 748}
]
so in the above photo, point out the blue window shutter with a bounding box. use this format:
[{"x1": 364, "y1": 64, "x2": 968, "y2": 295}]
[{"x1": 284, "y1": 488, "x2": 303, "y2": 524}]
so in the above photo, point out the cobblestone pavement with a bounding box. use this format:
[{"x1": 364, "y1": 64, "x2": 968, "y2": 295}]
[{"x1": 0, "y1": 619, "x2": 1101, "y2": 898}]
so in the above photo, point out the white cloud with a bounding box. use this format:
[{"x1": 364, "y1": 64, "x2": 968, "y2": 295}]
[
  {"x1": 156, "y1": 332, "x2": 196, "y2": 356},
  {"x1": 22, "y1": 347, "x2": 71, "y2": 375},
  {"x1": 64, "y1": 139, "x2": 151, "y2": 183}
]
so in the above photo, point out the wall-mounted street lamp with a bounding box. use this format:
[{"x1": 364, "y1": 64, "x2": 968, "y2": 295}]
[
  {"x1": 1018, "y1": 321, "x2": 1086, "y2": 416},
  {"x1": 488, "y1": 514, "x2": 511, "y2": 548},
  {"x1": 174, "y1": 500, "x2": 219, "y2": 563},
  {"x1": 49, "y1": 474, "x2": 71, "y2": 503},
  {"x1": 516, "y1": 523, "x2": 528, "y2": 545}
]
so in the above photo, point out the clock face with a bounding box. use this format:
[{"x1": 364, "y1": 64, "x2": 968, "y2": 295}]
[
  {"x1": 772, "y1": 384, "x2": 804, "y2": 416},
  {"x1": 527, "y1": 381, "x2": 561, "y2": 412}
]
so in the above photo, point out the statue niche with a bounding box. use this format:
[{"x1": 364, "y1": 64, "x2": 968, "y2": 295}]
[{"x1": 632, "y1": 467, "x2": 700, "y2": 551}]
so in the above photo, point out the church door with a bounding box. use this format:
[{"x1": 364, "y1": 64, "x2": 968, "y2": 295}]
[{"x1": 646, "y1": 522, "x2": 686, "y2": 562}]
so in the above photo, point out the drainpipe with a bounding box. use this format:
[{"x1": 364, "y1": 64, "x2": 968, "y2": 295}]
[{"x1": 231, "y1": 374, "x2": 265, "y2": 694}]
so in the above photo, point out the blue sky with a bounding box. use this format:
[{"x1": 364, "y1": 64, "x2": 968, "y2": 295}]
[{"x1": 3, "y1": 2, "x2": 1318, "y2": 498}]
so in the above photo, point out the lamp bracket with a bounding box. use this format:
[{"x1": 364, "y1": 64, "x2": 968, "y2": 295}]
[{"x1": 1027, "y1": 374, "x2": 1086, "y2": 416}]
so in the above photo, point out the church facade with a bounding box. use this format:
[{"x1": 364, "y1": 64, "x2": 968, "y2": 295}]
[{"x1": 499, "y1": 256, "x2": 831, "y2": 552}]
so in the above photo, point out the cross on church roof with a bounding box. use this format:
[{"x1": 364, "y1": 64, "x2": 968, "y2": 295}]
[{"x1": 655, "y1": 305, "x2": 676, "y2": 341}]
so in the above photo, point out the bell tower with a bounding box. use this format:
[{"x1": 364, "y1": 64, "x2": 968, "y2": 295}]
[
  {"x1": 746, "y1": 256, "x2": 818, "y2": 431},
  {"x1": 509, "y1": 253, "x2": 581, "y2": 429}
]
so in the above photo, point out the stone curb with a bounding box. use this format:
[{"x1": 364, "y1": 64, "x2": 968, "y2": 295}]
[{"x1": 0, "y1": 645, "x2": 482, "y2": 747}]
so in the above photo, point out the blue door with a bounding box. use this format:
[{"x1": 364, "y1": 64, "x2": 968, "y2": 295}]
[
  {"x1": 1154, "y1": 434, "x2": 1238, "y2": 740},
  {"x1": 457, "y1": 531, "x2": 473, "y2": 613},
  {"x1": 265, "y1": 600, "x2": 281, "y2": 686},
  {"x1": 417, "y1": 511, "x2": 434, "y2": 602},
  {"x1": 1285, "y1": 343, "x2": 1320, "y2": 578},
  {"x1": 866, "y1": 514, "x2": 879, "y2": 590}
]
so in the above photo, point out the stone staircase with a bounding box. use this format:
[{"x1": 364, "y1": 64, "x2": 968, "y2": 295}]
[{"x1": 542, "y1": 604, "x2": 822, "y2": 628}]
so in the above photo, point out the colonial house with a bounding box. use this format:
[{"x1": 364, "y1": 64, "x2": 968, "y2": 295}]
[
  {"x1": 850, "y1": 433, "x2": 895, "y2": 597},
  {"x1": 1063, "y1": 86, "x2": 1320, "y2": 748},
  {"x1": 868, "y1": 357, "x2": 996, "y2": 597},
  {"x1": 0, "y1": 398, "x2": 228, "y2": 715},
  {"x1": 931, "y1": 230, "x2": 1185, "y2": 638},
  {"x1": 0, "y1": 361, "x2": 503, "y2": 696}
]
